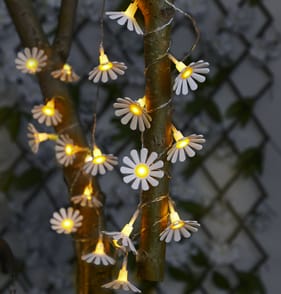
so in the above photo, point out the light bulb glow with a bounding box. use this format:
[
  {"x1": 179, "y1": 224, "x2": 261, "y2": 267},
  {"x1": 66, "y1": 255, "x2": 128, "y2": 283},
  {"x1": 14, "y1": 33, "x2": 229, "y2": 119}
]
[
  {"x1": 117, "y1": 267, "x2": 128, "y2": 282},
  {"x1": 129, "y1": 103, "x2": 142, "y2": 116},
  {"x1": 134, "y1": 163, "x2": 150, "y2": 179},
  {"x1": 170, "y1": 220, "x2": 185, "y2": 230},
  {"x1": 65, "y1": 144, "x2": 75, "y2": 155},
  {"x1": 84, "y1": 184, "x2": 93, "y2": 199},
  {"x1": 25, "y1": 58, "x2": 39, "y2": 72},
  {"x1": 36, "y1": 133, "x2": 49, "y2": 143},
  {"x1": 181, "y1": 67, "x2": 193, "y2": 79},
  {"x1": 42, "y1": 105, "x2": 55, "y2": 117},
  {"x1": 93, "y1": 155, "x2": 106, "y2": 164},
  {"x1": 121, "y1": 224, "x2": 133, "y2": 237},
  {"x1": 99, "y1": 51, "x2": 113, "y2": 71},
  {"x1": 94, "y1": 239, "x2": 106, "y2": 255},
  {"x1": 176, "y1": 138, "x2": 190, "y2": 149},
  {"x1": 63, "y1": 64, "x2": 72, "y2": 75},
  {"x1": 99, "y1": 62, "x2": 113, "y2": 71},
  {"x1": 61, "y1": 219, "x2": 74, "y2": 231}
]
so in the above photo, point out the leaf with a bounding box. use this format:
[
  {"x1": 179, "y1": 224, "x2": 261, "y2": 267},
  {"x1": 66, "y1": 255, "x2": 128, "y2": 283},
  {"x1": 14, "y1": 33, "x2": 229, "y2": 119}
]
[
  {"x1": 183, "y1": 155, "x2": 204, "y2": 177},
  {"x1": 179, "y1": 200, "x2": 205, "y2": 219},
  {"x1": 190, "y1": 248, "x2": 209, "y2": 267},
  {"x1": 212, "y1": 271, "x2": 231, "y2": 290},
  {"x1": 226, "y1": 98, "x2": 255, "y2": 126},
  {"x1": 235, "y1": 147, "x2": 263, "y2": 177},
  {"x1": 168, "y1": 266, "x2": 189, "y2": 281},
  {"x1": 236, "y1": 271, "x2": 266, "y2": 294},
  {"x1": 0, "y1": 170, "x2": 14, "y2": 192},
  {"x1": 0, "y1": 106, "x2": 22, "y2": 140},
  {"x1": 14, "y1": 168, "x2": 43, "y2": 190}
]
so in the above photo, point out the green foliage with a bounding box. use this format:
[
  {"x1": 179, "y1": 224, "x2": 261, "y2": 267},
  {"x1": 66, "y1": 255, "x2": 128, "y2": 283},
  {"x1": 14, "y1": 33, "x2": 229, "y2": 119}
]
[
  {"x1": 226, "y1": 98, "x2": 255, "y2": 126},
  {"x1": 183, "y1": 155, "x2": 204, "y2": 177},
  {"x1": 212, "y1": 271, "x2": 231, "y2": 290},
  {"x1": 235, "y1": 147, "x2": 263, "y2": 177},
  {"x1": 190, "y1": 248, "x2": 209, "y2": 267},
  {"x1": 235, "y1": 271, "x2": 266, "y2": 294},
  {"x1": 179, "y1": 200, "x2": 206, "y2": 219},
  {"x1": 14, "y1": 168, "x2": 43, "y2": 190},
  {"x1": 0, "y1": 169, "x2": 14, "y2": 192}
]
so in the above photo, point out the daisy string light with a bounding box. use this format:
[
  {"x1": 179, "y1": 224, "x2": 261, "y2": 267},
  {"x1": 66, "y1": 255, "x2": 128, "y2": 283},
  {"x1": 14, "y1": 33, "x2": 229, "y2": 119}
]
[
  {"x1": 31, "y1": 98, "x2": 62, "y2": 127},
  {"x1": 120, "y1": 148, "x2": 164, "y2": 191},
  {"x1": 102, "y1": 254, "x2": 141, "y2": 293},
  {"x1": 168, "y1": 54, "x2": 210, "y2": 96},
  {"x1": 82, "y1": 234, "x2": 115, "y2": 266},
  {"x1": 71, "y1": 182, "x2": 102, "y2": 208},
  {"x1": 160, "y1": 200, "x2": 200, "y2": 243},
  {"x1": 50, "y1": 207, "x2": 83, "y2": 234},
  {"x1": 55, "y1": 134, "x2": 88, "y2": 167},
  {"x1": 15, "y1": 47, "x2": 47, "y2": 74},
  {"x1": 113, "y1": 96, "x2": 152, "y2": 132},
  {"x1": 103, "y1": 208, "x2": 140, "y2": 254},
  {"x1": 106, "y1": 0, "x2": 143, "y2": 35},
  {"x1": 83, "y1": 145, "x2": 118, "y2": 176},
  {"x1": 51, "y1": 63, "x2": 80, "y2": 83},
  {"x1": 88, "y1": 45, "x2": 127, "y2": 83},
  {"x1": 167, "y1": 125, "x2": 206, "y2": 163},
  {"x1": 27, "y1": 123, "x2": 58, "y2": 154}
]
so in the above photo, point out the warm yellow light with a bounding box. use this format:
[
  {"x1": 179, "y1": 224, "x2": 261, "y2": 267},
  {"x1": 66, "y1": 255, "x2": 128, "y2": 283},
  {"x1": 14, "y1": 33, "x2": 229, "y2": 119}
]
[
  {"x1": 124, "y1": 2, "x2": 138, "y2": 18},
  {"x1": 129, "y1": 104, "x2": 142, "y2": 116},
  {"x1": 99, "y1": 62, "x2": 113, "y2": 71},
  {"x1": 121, "y1": 224, "x2": 133, "y2": 237},
  {"x1": 83, "y1": 184, "x2": 93, "y2": 199},
  {"x1": 26, "y1": 58, "x2": 39, "y2": 72},
  {"x1": 93, "y1": 155, "x2": 106, "y2": 164},
  {"x1": 61, "y1": 218, "x2": 74, "y2": 231},
  {"x1": 63, "y1": 64, "x2": 72, "y2": 75},
  {"x1": 181, "y1": 66, "x2": 193, "y2": 79},
  {"x1": 134, "y1": 163, "x2": 150, "y2": 179},
  {"x1": 176, "y1": 138, "x2": 190, "y2": 149},
  {"x1": 36, "y1": 133, "x2": 49, "y2": 143},
  {"x1": 117, "y1": 267, "x2": 128, "y2": 282},
  {"x1": 94, "y1": 238, "x2": 106, "y2": 255},
  {"x1": 65, "y1": 144, "x2": 75, "y2": 155},
  {"x1": 170, "y1": 220, "x2": 185, "y2": 230},
  {"x1": 113, "y1": 239, "x2": 122, "y2": 249},
  {"x1": 42, "y1": 105, "x2": 55, "y2": 116}
]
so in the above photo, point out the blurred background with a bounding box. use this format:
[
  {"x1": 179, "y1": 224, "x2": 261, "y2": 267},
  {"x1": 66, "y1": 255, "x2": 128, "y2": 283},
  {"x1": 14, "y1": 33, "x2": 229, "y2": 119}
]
[{"x1": 0, "y1": 0, "x2": 280, "y2": 293}]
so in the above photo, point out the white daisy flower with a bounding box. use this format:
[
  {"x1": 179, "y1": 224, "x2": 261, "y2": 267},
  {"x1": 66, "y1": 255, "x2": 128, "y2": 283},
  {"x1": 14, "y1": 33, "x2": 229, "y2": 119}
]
[
  {"x1": 55, "y1": 135, "x2": 88, "y2": 167},
  {"x1": 120, "y1": 148, "x2": 164, "y2": 191},
  {"x1": 168, "y1": 54, "x2": 210, "y2": 95},
  {"x1": 51, "y1": 63, "x2": 80, "y2": 83},
  {"x1": 102, "y1": 256, "x2": 141, "y2": 293},
  {"x1": 15, "y1": 47, "x2": 47, "y2": 74},
  {"x1": 113, "y1": 97, "x2": 152, "y2": 132},
  {"x1": 160, "y1": 201, "x2": 200, "y2": 243},
  {"x1": 83, "y1": 145, "x2": 118, "y2": 176},
  {"x1": 104, "y1": 209, "x2": 139, "y2": 254},
  {"x1": 27, "y1": 123, "x2": 58, "y2": 153},
  {"x1": 167, "y1": 126, "x2": 206, "y2": 163},
  {"x1": 106, "y1": 0, "x2": 143, "y2": 35},
  {"x1": 88, "y1": 46, "x2": 127, "y2": 83},
  {"x1": 31, "y1": 98, "x2": 62, "y2": 126},
  {"x1": 50, "y1": 207, "x2": 83, "y2": 234},
  {"x1": 82, "y1": 235, "x2": 115, "y2": 266},
  {"x1": 71, "y1": 183, "x2": 102, "y2": 208}
]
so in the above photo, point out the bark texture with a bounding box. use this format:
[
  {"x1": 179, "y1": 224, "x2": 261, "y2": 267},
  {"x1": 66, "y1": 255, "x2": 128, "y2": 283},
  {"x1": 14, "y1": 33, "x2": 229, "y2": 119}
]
[{"x1": 137, "y1": 0, "x2": 174, "y2": 282}]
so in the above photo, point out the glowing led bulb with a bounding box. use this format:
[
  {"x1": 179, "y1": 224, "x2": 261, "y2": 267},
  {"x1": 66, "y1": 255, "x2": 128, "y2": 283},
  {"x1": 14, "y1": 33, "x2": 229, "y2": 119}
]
[
  {"x1": 176, "y1": 137, "x2": 190, "y2": 149},
  {"x1": 134, "y1": 163, "x2": 150, "y2": 178},
  {"x1": 26, "y1": 58, "x2": 39, "y2": 72},
  {"x1": 65, "y1": 144, "x2": 75, "y2": 155},
  {"x1": 93, "y1": 146, "x2": 107, "y2": 164},
  {"x1": 61, "y1": 218, "x2": 74, "y2": 232},
  {"x1": 99, "y1": 48, "x2": 113, "y2": 71},
  {"x1": 63, "y1": 64, "x2": 72, "y2": 75},
  {"x1": 129, "y1": 103, "x2": 142, "y2": 116}
]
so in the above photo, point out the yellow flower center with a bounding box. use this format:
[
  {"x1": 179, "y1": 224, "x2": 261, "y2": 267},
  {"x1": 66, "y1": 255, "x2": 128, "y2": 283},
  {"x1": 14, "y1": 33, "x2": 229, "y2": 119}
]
[
  {"x1": 26, "y1": 58, "x2": 39, "y2": 72},
  {"x1": 42, "y1": 105, "x2": 55, "y2": 116},
  {"x1": 65, "y1": 144, "x2": 75, "y2": 155},
  {"x1": 117, "y1": 267, "x2": 129, "y2": 282},
  {"x1": 181, "y1": 66, "x2": 193, "y2": 79},
  {"x1": 129, "y1": 103, "x2": 142, "y2": 116},
  {"x1": 99, "y1": 62, "x2": 113, "y2": 71},
  {"x1": 170, "y1": 220, "x2": 185, "y2": 230},
  {"x1": 134, "y1": 163, "x2": 150, "y2": 179},
  {"x1": 93, "y1": 155, "x2": 107, "y2": 164},
  {"x1": 94, "y1": 239, "x2": 106, "y2": 255},
  {"x1": 63, "y1": 64, "x2": 72, "y2": 75},
  {"x1": 61, "y1": 218, "x2": 74, "y2": 232},
  {"x1": 176, "y1": 137, "x2": 190, "y2": 149}
]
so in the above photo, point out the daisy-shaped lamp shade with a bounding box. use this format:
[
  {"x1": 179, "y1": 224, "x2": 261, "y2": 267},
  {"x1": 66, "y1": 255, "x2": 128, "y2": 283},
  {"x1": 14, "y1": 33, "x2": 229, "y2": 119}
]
[
  {"x1": 104, "y1": 209, "x2": 139, "y2": 254},
  {"x1": 50, "y1": 207, "x2": 83, "y2": 234},
  {"x1": 88, "y1": 46, "x2": 127, "y2": 83},
  {"x1": 83, "y1": 145, "x2": 118, "y2": 176},
  {"x1": 82, "y1": 235, "x2": 115, "y2": 266},
  {"x1": 15, "y1": 47, "x2": 47, "y2": 74},
  {"x1": 102, "y1": 256, "x2": 141, "y2": 293},
  {"x1": 106, "y1": 0, "x2": 143, "y2": 35},
  {"x1": 27, "y1": 123, "x2": 58, "y2": 153},
  {"x1": 167, "y1": 126, "x2": 206, "y2": 163},
  {"x1": 113, "y1": 97, "x2": 152, "y2": 132},
  {"x1": 32, "y1": 98, "x2": 62, "y2": 126},
  {"x1": 120, "y1": 148, "x2": 164, "y2": 191},
  {"x1": 71, "y1": 183, "x2": 102, "y2": 208},
  {"x1": 160, "y1": 201, "x2": 200, "y2": 243},
  {"x1": 168, "y1": 54, "x2": 210, "y2": 95},
  {"x1": 51, "y1": 63, "x2": 80, "y2": 83},
  {"x1": 55, "y1": 135, "x2": 88, "y2": 167}
]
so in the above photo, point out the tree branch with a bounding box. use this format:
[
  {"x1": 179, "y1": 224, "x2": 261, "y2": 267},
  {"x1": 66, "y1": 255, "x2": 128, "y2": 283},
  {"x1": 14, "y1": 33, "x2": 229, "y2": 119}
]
[
  {"x1": 4, "y1": 0, "x2": 113, "y2": 293},
  {"x1": 137, "y1": 0, "x2": 174, "y2": 283},
  {"x1": 53, "y1": 0, "x2": 79, "y2": 61}
]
